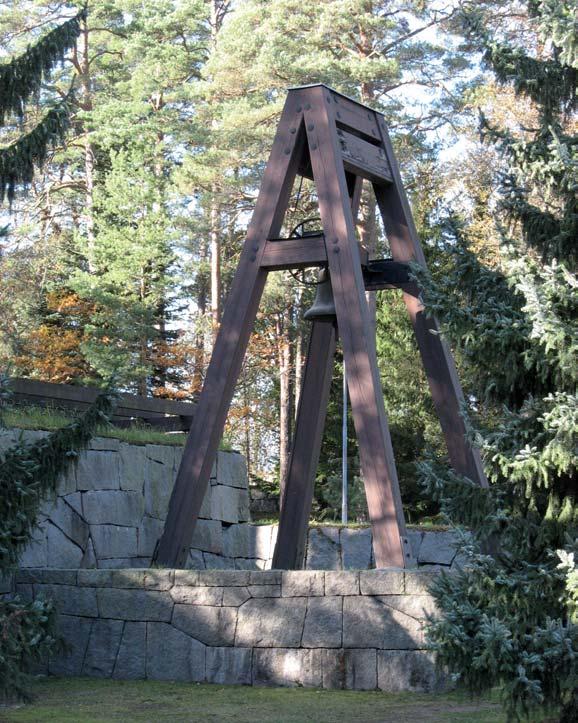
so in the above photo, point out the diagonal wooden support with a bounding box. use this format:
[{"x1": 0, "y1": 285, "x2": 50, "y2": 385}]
[
  {"x1": 154, "y1": 94, "x2": 306, "y2": 567},
  {"x1": 373, "y1": 121, "x2": 487, "y2": 488},
  {"x1": 303, "y1": 86, "x2": 411, "y2": 568},
  {"x1": 272, "y1": 321, "x2": 336, "y2": 570}
]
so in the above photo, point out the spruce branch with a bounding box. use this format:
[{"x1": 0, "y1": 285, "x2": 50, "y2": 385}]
[
  {"x1": 0, "y1": 9, "x2": 86, "y2": 126},
  {"x1": 0, "y1": 100, "x2": 71, "y2": 205},
  {"x1": 0, "y1": 387, "x2": 117, "y2": 570}
]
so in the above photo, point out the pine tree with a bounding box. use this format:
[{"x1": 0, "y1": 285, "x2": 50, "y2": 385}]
[
  {"x1": 414, "y1": 1, "x2": 577, "y2": 719},
  {"x1": 1, "y1": 1, "x2": 209, "y2": 395}
]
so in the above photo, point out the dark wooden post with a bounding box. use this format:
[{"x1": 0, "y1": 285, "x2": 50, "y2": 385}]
[
  {"x1": 373, "y1": 119, "x2": 487, "y2": 488},
  {"x1": 272, "y1": 321, "x2": 336, "y2": 570},
  {"x1": 303, "y1": 86, "x2": 411, "y2": 568},
  {"x1": 154, "y1": 95, "x2": 307, "y2": 567}
]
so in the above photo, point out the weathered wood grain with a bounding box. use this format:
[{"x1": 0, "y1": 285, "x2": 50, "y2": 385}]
[
  {"x1": 272, "y1": 322, "x2": 336, "y2": 570},
  {"x1": 154, "y1": 95, "x2": 309, "y2": 568},
  {"x1": 304, "y1": 86, "x2": 412, "y2": 569}
]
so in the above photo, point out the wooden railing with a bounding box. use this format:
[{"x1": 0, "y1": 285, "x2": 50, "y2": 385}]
[{"x1": 7, "y1": 378, "x2": 195, "y2": 432}]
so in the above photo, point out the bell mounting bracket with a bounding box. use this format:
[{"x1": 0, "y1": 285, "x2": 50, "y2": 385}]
[{"x1": 153, "y1": 84, "x2": 488, "y2": 570}]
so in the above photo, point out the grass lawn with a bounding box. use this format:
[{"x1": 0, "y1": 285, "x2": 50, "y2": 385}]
[{"x1": 0, "y1": 678, "x2": 514, "y2": 723}]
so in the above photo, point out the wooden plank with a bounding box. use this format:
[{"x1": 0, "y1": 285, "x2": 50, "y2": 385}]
[
  {"x1": 154, "y1": 94, "x2": 308, "y2": 568},
  {"x1": 363, "y1": 279, "x2": 419, "y2": 295},
  {"x1": 289, "y1": 84, "x2": 381, "y2": 142},
  {"x1": 337, "y1": 128, "x2": 392, "y2": 184},
  {"x1": 273, "y1": 170, "x2": 364, "y2": 569},
  {"x1": 362, "y1": 260, "x2": 419, "y2": 295},
  {"x1": 112, "y1": 415, "x2": 193, "y2": 432},
  {"x1": 10, "y1": 394, "x2": 168, "y2": 421},
  {"x1": 373, "y1": 116, "x2": 488, "y2": 488},
  {"x1": 329, "y1": 89, "x2": 381, "y2": 142},
  {"x1": 303, "y1": 85, "x2": 413, "y2": 569},
  {"x1": 8, "y1": 378, "x2": 196, "y2": 417},
  {"x1": 261, "y1": 234, "x2": 369, "y2": 271},
  {"x1": 272, "y1": 322, "x2": 336, "y2": 570},
  {"x1": 261, "y1": 234, "x2": 327, "y2": 270}
]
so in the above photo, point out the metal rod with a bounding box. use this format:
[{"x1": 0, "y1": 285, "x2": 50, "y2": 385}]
[{"x1": 342, "y1": 360, "x2": 348, "y2": 525}]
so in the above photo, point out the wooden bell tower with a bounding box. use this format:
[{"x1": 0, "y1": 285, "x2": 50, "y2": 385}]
[{"x1": 154, "y1": 84, "x2": 487, "y2": 570}]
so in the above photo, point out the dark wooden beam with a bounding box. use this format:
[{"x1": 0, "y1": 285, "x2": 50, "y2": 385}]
[
  {"x1": 261, "y1": 234, "x2": 369, "y2": 271},
  {"x1": 154, "y1": 94, "x2": 309, "y2": 568},
  {"x1": 260, "y1": 234, "x2": 326, "y2": 270},
  {"x1": 304, "y1": 85, "x2": 413, "y2": 569},
  {"x1": 272, "y1": 322, "x2": 336, "y2": 570},
  {"x1": 373, "y1": 116, "x2": 488, "y2": 488},
  {"x1": 8, "y1": 377, "x2": 196, "y2": 420},
  {"x1": 338, "y1": 128, "x2": 393, "y2": 184}
]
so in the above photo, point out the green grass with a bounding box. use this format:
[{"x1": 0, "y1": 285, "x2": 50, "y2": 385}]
[
  {"x1": 0, "y1": 678, "x2": 517, "y2": 723},
  {"x1": 3, "y1": 405, "x2": 187, "y2": 446}
]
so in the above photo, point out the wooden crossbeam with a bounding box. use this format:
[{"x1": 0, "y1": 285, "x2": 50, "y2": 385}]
[{"x1": 261, "y1": 235, "x2": 369, "y2": 271}]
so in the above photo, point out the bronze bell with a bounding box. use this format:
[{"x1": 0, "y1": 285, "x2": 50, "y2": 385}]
[{"x1": 303, "y1": 268, "x2": 336, "y2": 323}]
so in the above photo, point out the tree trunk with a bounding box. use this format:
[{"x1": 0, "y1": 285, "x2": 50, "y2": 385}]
[
  {"x1": 77, "y1": 18, "x2": 96, "y2": 272},
  {"x1": 192, "y1": 240, "x2": 208, "y2": 394},
  {"x1": 293, "y1": 286, "x2": 304, "y2": 417},
  {"x1": 210, "y1": 193, "x2": 221, "y2": 341},
  {"x1": 139, "y1": 272, "x2": 148, "y2": 396},
  {"x1": 242, "y1": 369, "x2": 252, "y2": 480},
  {"x1": 360, "y1": 81, "x2": 378, "y2": 341}
]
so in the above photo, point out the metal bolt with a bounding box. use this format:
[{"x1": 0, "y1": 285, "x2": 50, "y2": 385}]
[
  {"x1": 289, "y1": 127, "x2": 296, "y2": 134},
  {"x1": 336, "y1": 112, "x2": 341, "y2": 119},
  {"x1": 311, "y1": 143, "x2": 317, "y2": 150},
  {"x1": 333, "y1": 238, "x2": 339, "y2": 245},
  {"x1": 333, "y1": 247, "x2": 340, "y2": 254},
  {"x1": 296, "y1": 106, "x2": 302, "y2": 113},
  {"x1": 307, "y1": 123, "x2": 314, "y2": 131},
  {"x1": 284, "y1": 148, "x2": 290, "y2": 154},
  {"x1": 250, "y1": 255, "x2": 256, "y2": 262},
  {"x1": 305, "y1": 103, "x2": 311, "y2": 110}
]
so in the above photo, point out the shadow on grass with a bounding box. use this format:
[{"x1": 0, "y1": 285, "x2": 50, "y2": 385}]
[{"x1": 0, "y1": 677, "x2": 512, "y2": 723}]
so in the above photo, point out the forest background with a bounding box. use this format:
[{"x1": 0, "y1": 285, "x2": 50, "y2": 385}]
[{"x1": 0, "y1": 0, "x2": 574, "y2": 523}]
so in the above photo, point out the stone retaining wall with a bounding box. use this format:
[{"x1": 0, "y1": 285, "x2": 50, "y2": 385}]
[
  {"x1": 2, "y1": 430, "x2": 461, "y2": 571},
  {"x1": 3, "y1": 568, "x2": 445, "y2": 692},
  {"x1": 1, "y1": 430, "x2": 258, "y2": 570}
]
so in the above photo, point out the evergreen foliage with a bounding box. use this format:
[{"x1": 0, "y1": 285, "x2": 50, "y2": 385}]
[
  {"x1": 0, "y1": 10, "x2": 85, "y2": 125},
  {"x1": 415, "y1": 1, "x2": 577, "y2": 719},
  {"x1": 0, "y1": 9, "x2": 85, "y2": 204},
  {"x1": 0, "y1": 379, "x2": 116, "y2": 700},
  {"x1": 0, "y1": 102, "x2": 70, "y2": 205}
]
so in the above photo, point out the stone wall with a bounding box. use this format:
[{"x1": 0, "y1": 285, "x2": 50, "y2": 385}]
[
  {"x1": 2, "y1": 430, "x2": 461, "y2": 571},
  {"x1": 3, "y1": 567, "x2": 445, "y2": 692},
  {"x1": 0, "y1": 430, "x2": 257, "y2": 571}
]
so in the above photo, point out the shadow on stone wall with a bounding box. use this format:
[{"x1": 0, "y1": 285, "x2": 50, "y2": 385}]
[{"x1": 3, "y1": 568, "x2": 448, "y2": 692}]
